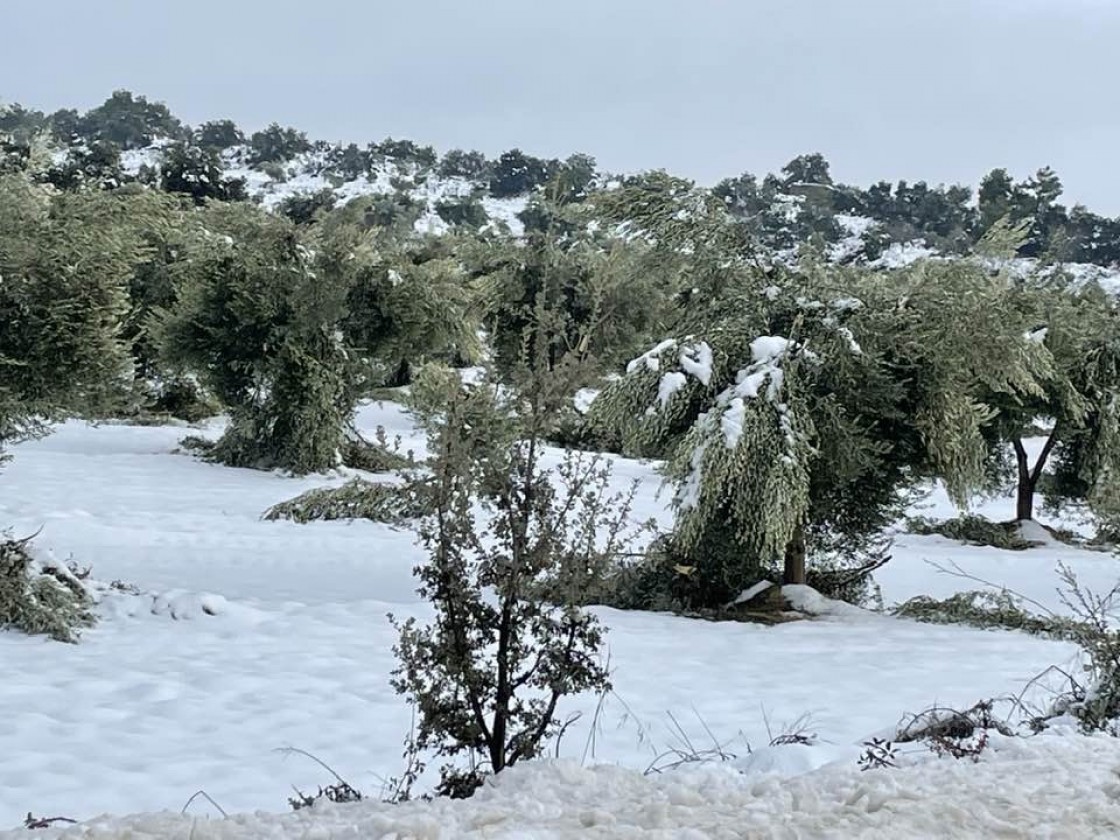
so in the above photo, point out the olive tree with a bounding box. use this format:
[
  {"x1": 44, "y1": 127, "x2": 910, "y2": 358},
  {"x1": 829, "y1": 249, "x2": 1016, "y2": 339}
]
[
  {"x1": 588, "y1": 182, "x2": 1053, "y2": 605},
  {"x1": 154, "y1": 204, "x2": 356, "y2": 473},
  {"x1": 0, "y1": 175, "x2": 155, "y2": 463},
  {"x1": 980, "y1": 276, "x2": 1120, "y2": 526}
]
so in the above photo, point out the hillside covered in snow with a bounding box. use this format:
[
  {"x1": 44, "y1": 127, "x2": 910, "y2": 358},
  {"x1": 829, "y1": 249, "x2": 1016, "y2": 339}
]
[{"x1": 3, "y1": 89, "x2": 1120, "y2": 292}]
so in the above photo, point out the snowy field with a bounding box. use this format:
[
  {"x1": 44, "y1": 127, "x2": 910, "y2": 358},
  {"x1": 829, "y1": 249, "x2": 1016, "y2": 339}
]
[{"x1": 1, "y1": 403, "x2": 1119, "y2": 837}]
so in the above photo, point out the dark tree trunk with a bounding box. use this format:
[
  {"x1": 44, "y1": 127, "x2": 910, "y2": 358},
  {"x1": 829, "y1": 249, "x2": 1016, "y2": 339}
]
[
  {"x1": 1013, "y1": 438, "x2": 1034, "y2": 521},
  {"x1": 783, "y1": 524, "x2": 806, "y2": 586},
  {"x1": 1012, "y1": 431, "x2": 1060, "y2": 522},
  {"x1": 385, "y1": 358, "x2": 412, "y2": 388}
]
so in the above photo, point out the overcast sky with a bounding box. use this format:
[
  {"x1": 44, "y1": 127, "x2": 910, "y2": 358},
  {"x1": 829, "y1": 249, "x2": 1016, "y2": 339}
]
[{"x1": 5, "y1": 0, "x2": 1119, "y2": 212}]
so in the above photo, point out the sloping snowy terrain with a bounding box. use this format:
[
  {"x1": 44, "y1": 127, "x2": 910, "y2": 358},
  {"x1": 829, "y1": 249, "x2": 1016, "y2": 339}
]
[
  {"x1": 117, "y1": 144, "x2": 530, "y2": 238},
  {"x1": 1, "y1": 401, "x2": 1117, "y2": 836},
  {"x1": 105, "y1": 139, "x2": 1120, "y2": 294}
]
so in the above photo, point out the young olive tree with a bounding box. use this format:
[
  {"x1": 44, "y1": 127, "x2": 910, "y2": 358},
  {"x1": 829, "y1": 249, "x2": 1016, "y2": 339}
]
[
  {"x1": 0, "y1": 175, "x2": 157, "y2": 640},
  {"x1": 390, "y1": 320, "x2": 639, "y2": 797}
]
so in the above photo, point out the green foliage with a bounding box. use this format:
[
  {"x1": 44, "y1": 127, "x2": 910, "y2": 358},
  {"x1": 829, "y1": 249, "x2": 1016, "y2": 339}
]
[
  {"x1": 0, "y1": 176, "x2": 159, "y2": 456},
  {"x1": 278, "y1": 189, "x2": 337, "y2": 226},
  {"x1": 248, "y1": 123, "x2": 311, "y2": 166},
  {"x1": 76, "y1": 89, "x2": 184, "y2": 150},
  {"x1": 782, "y1": 152, "x2": 833, "y2": 187},
  {"x1": 1039, "y1": 292, "x2": 1120, "y2": 525},
  {"x1": 0, "y1": 102, "x2": 47, "y2": 145},
  {"x1": 391, "y1": 360, "x2": 622, "y2": 796},
  {"x1": 160, "y1": 141, "x2": 247, "y2": 204},
  {"x1": 438, "y1": 149, "x2": 490, "y2": 181},
  {"x1": 588, "y1": 182, "x2": 1056, "y2": 604},
  {"x1": 473, "y1": 199, "x2": 677, "y2": 385},
  {"x1": 374, "y1": 138, "x2": 438, "y2": 169},
  {"x1": 339, "y1": 432, "x2": 412, "y2": 472},
  {"x1": 340, "y1": 233, "x2": 481, "y2": 384},
  {"x1": 434, "y1": 196, "x2": 488, "y2": 229},
  {"x1": 972, "y1": 272, "x2": 1120, "y2": 523},
  {"x1": 326, "y1": 192, "x2": 422, "y2": 235},
  {"x1": 906, "y1": 515, "x2": 1032, "y2": 550},
  {"x1": 893, "y1": 589, "x2": 1081, "y2": 638},
  {"x1": 977, "y1": 166, "x2": 1072, "y2": 257},
  {"x1": 45, "y1": 140, "x2": 125, "y2": 191},
  {"x1": 325, "y1": 143, "x2": 373, "y2": 180},
  {"x1": 154, "y1": 204, "x2": 356, "y2": 473},
  {"x1": 0, "y1": 535, "x2": 96, "y2": 643},
  {"x1": 488, "y1": 149, "x2": 552, "y2": 198},
  {"x1": 45, "y1": 108, "x2": 82, "y2": 142},
  {"x1": 0, "y1": 132, "x2": 32, "y2": 177},
  {"x1": 195, "y1": 119, "x2": 244, "y2": 151},
  {"x1": 263, "y1": 478, "x2": 431, "y2": 524},
  {"x1": 856, "y1": 180, "x2": 976, "y2": 254}
]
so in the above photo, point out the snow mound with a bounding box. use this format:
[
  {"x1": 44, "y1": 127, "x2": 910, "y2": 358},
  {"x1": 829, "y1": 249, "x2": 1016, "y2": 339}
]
[
  {"x1": 10, "y1": 735, "x2": 1120, "y2": 838},
  {"x1": 1017, "y1": 519, "x2": 1061, "y2": 546},
  {"x1": 94, "y1": 587, "x2": 264, "y2": 623},
  {"x1": 782, "y1": 584, "x2": 867, "y2": 619}
]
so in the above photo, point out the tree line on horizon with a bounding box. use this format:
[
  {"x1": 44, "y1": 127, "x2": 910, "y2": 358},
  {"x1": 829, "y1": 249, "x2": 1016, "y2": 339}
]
[{"x1": 2, "y1": 89, "x2": 1118, "y2": 267}]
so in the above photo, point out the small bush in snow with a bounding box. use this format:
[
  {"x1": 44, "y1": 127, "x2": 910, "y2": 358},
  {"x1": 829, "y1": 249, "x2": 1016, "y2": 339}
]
[
  {"x1": 857, "y1": 738, "x2": 898, "y2": 771},
  {"x1": 895, "y1": 700, "x2": 1008, "y2": 763},
  {"x1": 1036, "y1": 566, "x2": 1120, "y2": 735},
  {"x1": 390, "y1": 357, "x2": 624, "y2": 797},
  {"x1": 0, "y1": 535, "x2": 96, "y2": 643},
  {"x1": 906, "y1": 515, "x2": 1032, "y2": 551},
  {"x1": 263, "y1": 479, "x2": 431, "y2": 526}
]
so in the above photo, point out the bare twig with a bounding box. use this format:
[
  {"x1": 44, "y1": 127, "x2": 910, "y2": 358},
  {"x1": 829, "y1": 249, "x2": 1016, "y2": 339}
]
[
  {"x1": 24, "y1": 814, "x2": 78, "y2": 830},
  {"x1": 274, "y1": 746, "x2": 351, "y2": 788},
  {"x1": 924, "y1": 558, "x2": 1057, "y2": 617},
  {"x1": 180, "y1": 790, "x2": 229, "y2": 818}
]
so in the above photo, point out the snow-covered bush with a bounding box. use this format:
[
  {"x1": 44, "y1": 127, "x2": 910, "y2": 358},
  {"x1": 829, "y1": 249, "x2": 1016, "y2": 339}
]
[
  {"x1": 0, "y1": 535, "x2": 96, "y2": 642},
  {"x1": 906, "y1": 515, "x2": 1033, "y2": 551},
  {"x1": 263, "y1": 479, "x2": 431, "y2": 525}
]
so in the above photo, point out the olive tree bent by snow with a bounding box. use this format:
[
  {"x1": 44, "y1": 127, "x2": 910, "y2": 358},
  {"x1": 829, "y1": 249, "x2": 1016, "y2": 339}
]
[
  {"x1": 589, "y1": 181, "x2": 1056, "y2": 606},
  {"x1": 154, "y1": 204, "x2": 357, "y2": 474}
]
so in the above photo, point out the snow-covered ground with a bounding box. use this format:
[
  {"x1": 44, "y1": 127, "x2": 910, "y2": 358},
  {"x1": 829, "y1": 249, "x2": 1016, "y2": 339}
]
[
  {"x1": 117, "y1": 143, "x2": 529, "y2": 238},
  {"x1": 106, "y1": 140, "x2": 1120, "y2": 298},
  {"x1": 0, "y1": 405, "x2": 1115, "y2": 836}
]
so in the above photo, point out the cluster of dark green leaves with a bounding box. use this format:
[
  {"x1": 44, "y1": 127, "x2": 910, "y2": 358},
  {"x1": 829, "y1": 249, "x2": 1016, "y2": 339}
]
[
  {"x1": 0, "y1": 176, "x2": 167, "y2": 458},
  {"x1": 390, "y1": 359, "x2": 632, "y2": 795}
]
